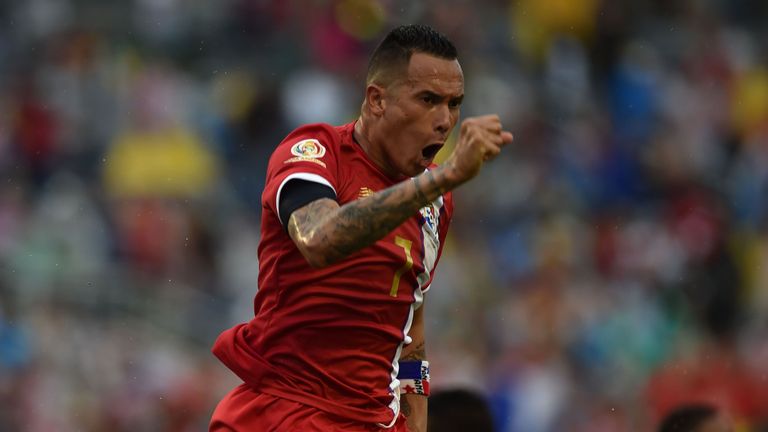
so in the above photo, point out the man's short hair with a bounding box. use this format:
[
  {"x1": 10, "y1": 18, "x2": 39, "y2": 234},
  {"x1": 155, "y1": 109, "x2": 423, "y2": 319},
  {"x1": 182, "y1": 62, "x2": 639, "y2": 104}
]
[
  {"x1": 658, "y1": 404, "x2": 718, "y2": 432},
  {"x1": 427, "y1": 389, "x2": 494, "y2": 432},
  {"x1": 366, "y1": 24, "x2": 458, "y2": 86}
]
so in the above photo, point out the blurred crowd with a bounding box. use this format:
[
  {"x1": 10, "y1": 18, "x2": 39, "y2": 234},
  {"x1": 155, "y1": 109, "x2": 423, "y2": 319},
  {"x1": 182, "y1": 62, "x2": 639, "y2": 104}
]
[{"x1": 1, "y1": 0, "x2": 768, "y2": 430}]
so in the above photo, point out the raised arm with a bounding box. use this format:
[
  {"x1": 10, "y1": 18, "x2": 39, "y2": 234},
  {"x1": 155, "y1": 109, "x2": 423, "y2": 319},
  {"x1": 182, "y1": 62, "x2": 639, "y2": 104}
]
[
  {"x1": 288, "y1": 115, "x2": 513, "y2": 268},
  {"x1": 288, "y1": 167, "x2": 449, "y2": 268}
]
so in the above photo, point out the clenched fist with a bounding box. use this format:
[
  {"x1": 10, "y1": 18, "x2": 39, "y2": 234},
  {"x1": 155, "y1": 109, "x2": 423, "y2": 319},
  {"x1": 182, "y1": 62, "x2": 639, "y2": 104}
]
[{"x1": 443, "y1": 115, "x2": 514, "y2": 185}]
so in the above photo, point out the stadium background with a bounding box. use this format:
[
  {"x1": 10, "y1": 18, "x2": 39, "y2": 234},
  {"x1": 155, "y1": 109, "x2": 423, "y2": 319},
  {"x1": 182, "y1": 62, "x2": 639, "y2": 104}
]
[{"x1": 1, "y1": 0, "x2": 768, "y2": 430}]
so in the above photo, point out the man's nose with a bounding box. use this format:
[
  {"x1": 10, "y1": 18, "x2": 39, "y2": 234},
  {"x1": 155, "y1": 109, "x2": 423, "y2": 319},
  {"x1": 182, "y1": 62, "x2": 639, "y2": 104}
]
[{"x1": 434, "y1": 104, "x2": 451, "y2": 134}]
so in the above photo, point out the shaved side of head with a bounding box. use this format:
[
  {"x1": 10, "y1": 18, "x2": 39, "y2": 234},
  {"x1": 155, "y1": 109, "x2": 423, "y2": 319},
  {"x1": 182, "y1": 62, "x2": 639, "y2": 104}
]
[{"x1": 366, "y1": 24, "x2": 458, "y2": 88}]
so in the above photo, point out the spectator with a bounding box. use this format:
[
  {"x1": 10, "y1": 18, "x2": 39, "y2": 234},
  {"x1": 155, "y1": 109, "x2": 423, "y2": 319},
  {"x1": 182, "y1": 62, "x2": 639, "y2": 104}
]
[
  {"x1": 658, "y1": 404, "x2": 732, "y2": 432},
  {"x1": 428, "y1": 389, "x2": 495, "y2": 432}
]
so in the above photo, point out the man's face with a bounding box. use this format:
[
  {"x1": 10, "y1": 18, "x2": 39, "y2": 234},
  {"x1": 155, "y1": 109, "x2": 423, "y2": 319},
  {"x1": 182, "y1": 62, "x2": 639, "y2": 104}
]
[{"x1": 378, "y1": 52, "x2": 464, "y2": 178}]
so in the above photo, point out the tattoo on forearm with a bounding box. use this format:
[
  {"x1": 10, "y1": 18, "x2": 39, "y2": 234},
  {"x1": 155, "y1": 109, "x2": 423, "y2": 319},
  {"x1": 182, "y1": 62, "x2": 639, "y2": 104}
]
[
  {"x1": 412, "y1": 178, "x2": 428, "y2": 203},
  {"x1": 400, "y1": 397, "x2": 412, "y2": 417},
  {"x1": 424, "y1": 169, "x2": 447, "y2": 196},
  {"x1": 289, "y1": 169, "x2": 450, "y2": 266},
  {"x1": 400, "y1": 342, "x2": 426, "y2": 361}
]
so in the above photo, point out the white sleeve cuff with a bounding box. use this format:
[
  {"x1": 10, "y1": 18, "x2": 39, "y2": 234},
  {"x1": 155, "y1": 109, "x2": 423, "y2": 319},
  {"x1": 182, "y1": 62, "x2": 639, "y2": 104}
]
[{"x1": 275, "y1": 172, "x2": 336, "y2": 225}]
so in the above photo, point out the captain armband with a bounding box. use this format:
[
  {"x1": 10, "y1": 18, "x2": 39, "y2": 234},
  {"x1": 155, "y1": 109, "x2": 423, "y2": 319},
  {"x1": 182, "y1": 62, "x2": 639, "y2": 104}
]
[{"x1": 397, "y1": 360, "x2": 430, "y2": 396}]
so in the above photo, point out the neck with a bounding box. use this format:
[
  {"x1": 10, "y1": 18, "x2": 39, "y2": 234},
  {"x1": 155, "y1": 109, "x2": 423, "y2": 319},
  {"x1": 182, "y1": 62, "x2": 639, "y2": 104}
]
[{"x1": 353, "y1": 117, "x2": 402, "y2": 180}]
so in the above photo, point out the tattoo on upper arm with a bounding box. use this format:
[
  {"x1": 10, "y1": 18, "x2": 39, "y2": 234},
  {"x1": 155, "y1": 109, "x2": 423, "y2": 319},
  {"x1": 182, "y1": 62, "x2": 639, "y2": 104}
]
[
  {"x1": 287, "y1": 198, "x2": 337, "y2": 243},
  {"x1": 287, "y1": 169, "x2": 448, "y2": 266},
  {"x1": 324, "y1": 186, "x2": 420, "y2": 261},
  {"x1": 289, "y1": 175, "x2": 440, "y2": 266},
  {"x1": 400, "y1": 342, "x2": 426, "y2": 361}
]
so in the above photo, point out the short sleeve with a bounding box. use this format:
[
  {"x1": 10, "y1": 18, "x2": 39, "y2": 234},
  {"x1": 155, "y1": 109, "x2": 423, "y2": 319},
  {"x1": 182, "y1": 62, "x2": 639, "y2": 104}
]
[
  {"x1": 261, "y1": 123, "x2": 340, "y2": 223},
  {"x1": 262, "y1": 124, "x2": 341, "y2": 224}
]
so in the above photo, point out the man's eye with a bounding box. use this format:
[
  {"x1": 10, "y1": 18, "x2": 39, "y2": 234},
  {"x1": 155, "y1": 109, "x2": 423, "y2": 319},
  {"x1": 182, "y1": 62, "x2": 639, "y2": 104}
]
[
  {"x1": 422, "y1": 96, "x2": 433, "y2": 104},
  {"x1": 449, "y1": 100, "x2": 460, "y2": 108}
]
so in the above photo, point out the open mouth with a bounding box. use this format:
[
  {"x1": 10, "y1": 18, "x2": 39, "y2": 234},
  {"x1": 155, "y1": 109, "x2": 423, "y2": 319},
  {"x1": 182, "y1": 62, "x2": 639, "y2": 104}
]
[{"x1": 421, "y1": 143, "x2": 443, "y2": 159}]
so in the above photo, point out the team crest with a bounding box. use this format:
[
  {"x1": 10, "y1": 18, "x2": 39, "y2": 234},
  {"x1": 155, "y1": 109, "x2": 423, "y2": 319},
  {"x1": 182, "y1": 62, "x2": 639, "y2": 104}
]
[
  {"x1": 290, "y1": 139, "x2": 326, "y2": 158},
  {"x1": 284, "y1": 139, "x2": 327, "y2": 167}
]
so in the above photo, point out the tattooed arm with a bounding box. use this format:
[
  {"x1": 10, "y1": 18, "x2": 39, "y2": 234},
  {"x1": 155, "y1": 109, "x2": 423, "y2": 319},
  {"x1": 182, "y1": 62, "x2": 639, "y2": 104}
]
[
  {"x1": 287, "y1": 166, "x2": 455, "y2": 268},
  {"x1": 400, "y1": 302, "x2": 427, "y2": 432},
  {"x1": 287, "y1": 115, "x2": 512, "y2": 268}
]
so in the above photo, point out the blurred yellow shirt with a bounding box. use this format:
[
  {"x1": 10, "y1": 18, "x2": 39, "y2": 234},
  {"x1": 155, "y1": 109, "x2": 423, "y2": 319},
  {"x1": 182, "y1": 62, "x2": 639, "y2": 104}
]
[
  {"x1": 511, "y1": 0, "x2": 598, "y2": 61},
  {"x1": 104, "y1": 127, "x2": 218, "y2": 198}
]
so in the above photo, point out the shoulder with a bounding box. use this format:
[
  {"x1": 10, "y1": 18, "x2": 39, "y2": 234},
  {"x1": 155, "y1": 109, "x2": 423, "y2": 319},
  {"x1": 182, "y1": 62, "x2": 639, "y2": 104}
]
[
  {"x1": 278, "y1": 123, "x2": 343, "y2": 153},
  {"x1": 265, "y1": 123, "x2": 346, "y2": 173}
]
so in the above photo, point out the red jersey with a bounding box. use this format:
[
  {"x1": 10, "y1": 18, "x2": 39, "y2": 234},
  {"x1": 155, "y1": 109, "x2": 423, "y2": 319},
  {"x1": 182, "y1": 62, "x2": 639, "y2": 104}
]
[{"x1": 212, "y1": 121, "x2": 453, "y2": 427}]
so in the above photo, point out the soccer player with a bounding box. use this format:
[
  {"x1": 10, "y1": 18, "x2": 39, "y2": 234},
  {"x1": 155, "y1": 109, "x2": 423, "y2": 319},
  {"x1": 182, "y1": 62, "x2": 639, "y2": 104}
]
[{"x1": 209, "y1": 24, "x2": 513, "y2": 431}]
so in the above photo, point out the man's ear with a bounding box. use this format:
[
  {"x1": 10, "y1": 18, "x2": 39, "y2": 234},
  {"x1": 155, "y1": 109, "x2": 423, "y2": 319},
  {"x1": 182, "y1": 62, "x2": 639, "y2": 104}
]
[{"x1": 365, "y1": 83, "x2": 386, "y2": 116}]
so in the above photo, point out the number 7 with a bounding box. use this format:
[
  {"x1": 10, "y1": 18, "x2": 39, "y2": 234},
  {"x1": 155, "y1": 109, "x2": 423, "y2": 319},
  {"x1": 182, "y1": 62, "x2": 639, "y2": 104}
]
[{"x1": 390, "y1": 236, "x2": 413, "y2": 297}]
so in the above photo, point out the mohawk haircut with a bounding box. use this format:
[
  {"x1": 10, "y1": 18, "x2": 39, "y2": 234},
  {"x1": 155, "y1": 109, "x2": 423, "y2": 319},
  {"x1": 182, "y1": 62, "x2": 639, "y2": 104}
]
[{"x1": 366, "y1": 24, "x2": 458, "y2": 86}]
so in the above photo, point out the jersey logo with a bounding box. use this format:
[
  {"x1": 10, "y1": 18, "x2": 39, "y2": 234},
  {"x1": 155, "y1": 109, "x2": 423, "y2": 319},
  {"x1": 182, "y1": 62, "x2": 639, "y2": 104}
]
[
  {"x1": 291, "y1": 139, "x2": 326, "y2": 158},
  {"x1": 419, "y1": 204, "x2": 438, "y2": 233},
  {"x1": 284, "y1": 139, "x2": 327, "y2": 167}
]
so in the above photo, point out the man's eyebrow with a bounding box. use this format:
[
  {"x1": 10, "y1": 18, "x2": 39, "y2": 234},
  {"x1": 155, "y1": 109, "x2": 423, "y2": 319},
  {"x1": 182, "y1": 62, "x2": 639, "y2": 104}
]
[
  {"x1": 416, "y1": 90, "x2": 464, "y2": 103},
  {"x1": 417, "y1": 90, "x2": 443, "y2": 99}
]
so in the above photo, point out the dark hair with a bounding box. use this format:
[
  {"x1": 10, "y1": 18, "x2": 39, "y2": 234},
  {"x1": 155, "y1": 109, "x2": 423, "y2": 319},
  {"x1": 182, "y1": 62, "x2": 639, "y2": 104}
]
[
  {"x1": 366, "y1": 24, "x2": 458, "y2": 85},
  {"x1": 428, "y1": 389, "x2": 495, "y2": 432},
  {"x1": 658, "y1": 404, "x2": 718, "y2": 432}
]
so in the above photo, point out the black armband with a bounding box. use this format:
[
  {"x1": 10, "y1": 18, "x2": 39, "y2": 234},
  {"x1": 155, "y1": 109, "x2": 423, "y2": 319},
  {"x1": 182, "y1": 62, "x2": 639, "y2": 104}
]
[{"x1": 278, "y1": 179, "x2": 336, "y2": 230}]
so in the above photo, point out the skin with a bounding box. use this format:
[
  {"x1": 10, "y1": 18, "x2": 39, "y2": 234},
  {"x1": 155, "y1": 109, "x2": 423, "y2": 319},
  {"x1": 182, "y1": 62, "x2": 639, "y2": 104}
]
[
  {"x1": 357, "y1": 51, "x2": 465, "y2": 179},
  {"x1": 286, "y1": 52, "x2": 513, "y2": 431}
]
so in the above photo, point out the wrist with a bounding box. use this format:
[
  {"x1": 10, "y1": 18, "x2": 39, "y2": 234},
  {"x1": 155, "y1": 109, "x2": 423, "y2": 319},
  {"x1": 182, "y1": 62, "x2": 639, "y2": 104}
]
[
  {"x1": 414, "y1": 171, "x2": 445, "y2": 204},
  {"x1": 434, "y1": 160, "x2": 464, "y2": 190},
  {"x1": 413, "y1": 163, "x2": 460, "y2": 205}
]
